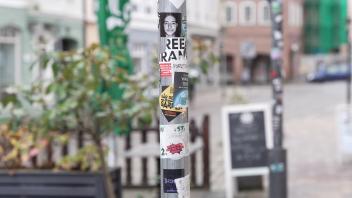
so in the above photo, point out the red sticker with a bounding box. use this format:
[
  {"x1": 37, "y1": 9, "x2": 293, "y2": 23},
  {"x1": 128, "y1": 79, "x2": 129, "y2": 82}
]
[
  {"x1": 160, "y1": 63, "x2": 172, "y2": 77},
  {"x1": 271, "y1": 70, "x2": 278, "y2": 79},
  {"x1": 167, "y1": 143, "x2": 184, "y2": 154}
]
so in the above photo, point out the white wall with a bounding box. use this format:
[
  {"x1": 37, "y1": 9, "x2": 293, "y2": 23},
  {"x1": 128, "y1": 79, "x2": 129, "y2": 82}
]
[
  {"x1": 129, "y1": 0, "x2": 158, "y2": 31},
  {"x1": 188, "y1": 0, "x2": 220, "y2": 31},
  {"x1": 0, "y1": 0, "x2": 84, "y2": 19},
  {"x1": 0, "y1": 0, "x2": 220, "y2": 35},
  {"x1": 128, "y1": 0, "x2": 220, "y2": 32},
  {"x1": 0, "y1": 0, "x2": 27, "y2": 8},
  {"x1": 29, "y1": 0, "x2": 83, "y2": 19}
]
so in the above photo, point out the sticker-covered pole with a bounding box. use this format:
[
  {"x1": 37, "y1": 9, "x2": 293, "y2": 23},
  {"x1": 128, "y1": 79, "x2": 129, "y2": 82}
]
[
  {"x1": 158, "y1": 0, "x2": 190, "y2": 197},
  {"x1": 267, "y1": 0, "x2": 287, "y2": 198}
]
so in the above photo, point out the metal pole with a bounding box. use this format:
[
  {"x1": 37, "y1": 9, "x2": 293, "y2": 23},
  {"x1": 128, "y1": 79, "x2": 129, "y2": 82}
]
[
  {"x1": 158, "y1": 0, "x2": 190, "y2": 197},
  {"x1": 347, "y1": 17, "x2": 351, "y2": 106},
  {"x1": 267, "y1": 0, "x2": 287, "y2": 197}
]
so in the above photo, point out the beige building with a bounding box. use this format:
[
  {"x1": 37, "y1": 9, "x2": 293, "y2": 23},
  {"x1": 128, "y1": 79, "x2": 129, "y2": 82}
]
[
  {"x1": 84, "y1": 0, "x2": 99, "y2": 46},
  {"x1": 221, "y1": 0, "x2": 303, "y2": 84}
]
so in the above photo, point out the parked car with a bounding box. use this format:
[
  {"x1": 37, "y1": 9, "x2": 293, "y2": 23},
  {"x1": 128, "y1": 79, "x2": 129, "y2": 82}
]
[{"x1": 306, "y1": 62, "x2": 352, "y2": 83}]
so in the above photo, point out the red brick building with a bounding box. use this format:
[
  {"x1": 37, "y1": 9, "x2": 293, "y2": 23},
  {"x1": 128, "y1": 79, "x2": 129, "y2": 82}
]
[{"x1": 221, "y1": 0, "x2": 303, "y2": 84}]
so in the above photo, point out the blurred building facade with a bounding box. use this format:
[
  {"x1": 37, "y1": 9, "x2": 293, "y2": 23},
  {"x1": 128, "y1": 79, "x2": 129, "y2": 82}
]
[
  {"x1": 303, "y1": 0, "x2": 347, "y2": 54},
  {"x1": 221, "y1": 0, "x2": 303, "y2": 84},
  {"x1": 0, "y1": 0, "x2": 84, "y2": 94},
  {"x1": 0, "y1": 0, "x2": 309, "y2": 91},
  {"x1": 126, "y1": 0, "x2": 159, "y2": 75},
  {"x1": 84, "y1": 0, "x2": 221, "y2": 87},
  {"x1": 350, "y1": 1, "x2": 352, "y2": 42}
]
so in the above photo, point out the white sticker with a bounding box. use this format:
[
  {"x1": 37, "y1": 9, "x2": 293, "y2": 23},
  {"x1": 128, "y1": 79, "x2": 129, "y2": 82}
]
[
  {"x1": 275, "y1": 15, "x2": 283, "y2": 23},
  {"x1": 271, "y1": 48, "x2": 282, "y2": 60},
  {"x1": 273, "y1": 78, "x2": 282, "y2": 91},
  {"x1": 274, "y1": 31, "x2": 282, "y2": 40},
  {"x1": 169, "y1": 0, "x2": 185, "y2": 9},
  {"x1": 175, "y1": 175, "x2": 190, "y2": 198},
  {"x1": 160, "y1": 38, "x2": 187, "y2": 62},
  {"x1": 160, "y1": 123, "x2": 189, "y2": 160},
  {"x1": 275, "y1": 105, "x2": 283, "y2": 114},
  {"x1": 173, "y1": 59, "x2": 188, "y2": 73}
]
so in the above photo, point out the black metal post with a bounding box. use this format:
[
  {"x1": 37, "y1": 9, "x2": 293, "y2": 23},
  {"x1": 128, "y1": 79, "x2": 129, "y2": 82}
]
[{"x1": 267, "y1": 0, "x2": 287, "y2": 198}]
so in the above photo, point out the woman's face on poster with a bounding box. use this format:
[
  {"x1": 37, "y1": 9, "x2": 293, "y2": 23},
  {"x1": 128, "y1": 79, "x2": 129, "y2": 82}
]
[{"x1": 164, "y1": 15, "x2": 178, "y2": 37}]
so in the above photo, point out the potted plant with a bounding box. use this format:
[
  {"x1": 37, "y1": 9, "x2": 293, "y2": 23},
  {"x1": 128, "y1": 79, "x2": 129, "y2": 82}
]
[{"x1": 0, "y1": 44, "x2": 156, "y2": 198}]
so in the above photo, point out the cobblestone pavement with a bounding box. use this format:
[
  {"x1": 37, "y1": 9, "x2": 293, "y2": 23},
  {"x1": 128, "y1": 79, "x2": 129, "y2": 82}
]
[
  {"x1": 124, "y1": 189, "x2": 267, "y2": 198},
  {"x1": 125, "y1": 82, "x2": 352, "y2": 198}
]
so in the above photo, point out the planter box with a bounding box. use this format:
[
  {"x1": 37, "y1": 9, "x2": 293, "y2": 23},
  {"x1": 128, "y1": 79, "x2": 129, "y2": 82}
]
[{"x1": 0, "y1": 168, "x2": 122, "y2": 198}]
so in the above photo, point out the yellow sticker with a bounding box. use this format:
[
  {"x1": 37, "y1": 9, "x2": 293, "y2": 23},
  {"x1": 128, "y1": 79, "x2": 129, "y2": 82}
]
[
  {"x1": 160, "y1": 86, "x2": 187, "y2": 122},
  {"x1": 160, "y1": 86, "x2": 186, "y2": 113}
]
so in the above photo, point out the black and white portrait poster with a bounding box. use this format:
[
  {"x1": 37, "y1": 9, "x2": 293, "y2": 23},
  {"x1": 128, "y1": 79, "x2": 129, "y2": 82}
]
[{"x1": 159, "y1": 12, "x2": 182, "y2": 37}]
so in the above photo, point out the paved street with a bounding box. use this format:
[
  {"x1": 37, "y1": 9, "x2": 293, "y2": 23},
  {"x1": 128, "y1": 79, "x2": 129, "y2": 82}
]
[
  {"x1": 228, "y1": 82, "x2": 352, "y2": 198},
  {"x1": 126, "y1": 81, "x2": 352, "y2": 198}
]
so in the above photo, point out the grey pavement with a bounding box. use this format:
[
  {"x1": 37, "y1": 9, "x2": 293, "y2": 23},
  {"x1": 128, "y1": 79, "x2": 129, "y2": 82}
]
[{"x1": 125, "y1": 81, "x2": 352, "y2": 198}]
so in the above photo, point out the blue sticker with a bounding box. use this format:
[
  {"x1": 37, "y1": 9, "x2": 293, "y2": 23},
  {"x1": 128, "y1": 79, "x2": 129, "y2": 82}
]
[
  {"x1": 173, "y1": 72, "x2": 188, "y2": 108},
  {"x1": 270, "y1": 163, "x2": 285, "y2": 173},
  {"x1": 163, "y1": 169, "x2": 185, "y2": 193}
]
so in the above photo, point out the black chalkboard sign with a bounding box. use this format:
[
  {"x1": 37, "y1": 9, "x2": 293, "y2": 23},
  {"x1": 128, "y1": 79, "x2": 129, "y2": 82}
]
[{"x1": 228, "y1": 111, "x2": 268, "y2": 169}]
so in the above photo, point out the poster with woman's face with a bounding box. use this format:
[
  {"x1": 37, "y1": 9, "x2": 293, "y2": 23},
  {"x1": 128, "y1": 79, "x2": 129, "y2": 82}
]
[{"x1": 160, "y1": 13, "x2": 182, "y2": 37}]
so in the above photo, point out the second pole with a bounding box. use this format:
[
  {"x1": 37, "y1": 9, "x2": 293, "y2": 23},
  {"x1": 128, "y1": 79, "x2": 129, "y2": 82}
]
[{"x1": 267, "y1": 0, "x2": 288, "y2": 198}]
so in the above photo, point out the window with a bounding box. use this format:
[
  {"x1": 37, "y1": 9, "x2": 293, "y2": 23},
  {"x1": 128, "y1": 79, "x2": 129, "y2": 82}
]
[
  {"x1": 245, "y1": 6, "x2": 251, "y2": 21},
  {"x1": 258, "y1": 1, "x2": 270, "y2": 26},
  {"x1": 239, "y1": 1, "x2": 256, "y2": 26},
  {"x1": 223, "y1": 1, "x2": 237, "y2": 26},
  {"x1": 289, "y1": 3, "x2": 295, "y2": 26},
  {"x1": 0, "y1": 26, "x2": 20, "y2": 93},
  {"x1": 226, "y1": 7, "x2": 233, "y2": 22},
  {"x1": 131, "y1": 43, "x2": 147, "y2": 74},
  {"x1": 297, "y1": 4, "x2": 303, "y2": 26},
  {"x1": 264, "y1": 7, "x2": 270, "y2": 21},
  {"x1": 54, "y1": 38, "x2": 78, "y2": 51},
  {"x1": 131, "y1": 4, "x2": 138, "y2": 12},
  {"x1": 145, "y1": 6, "x2": 151, "y2": 14},
  {"x1": 0, "y1": 44, "x2": 15, "y2": 91},
  {"x1": 132, "y1": 57, "x2": 142, "y2": 74},
  {"x1": 289, "y1": 2, "x2": 303, "y2": 27}
]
